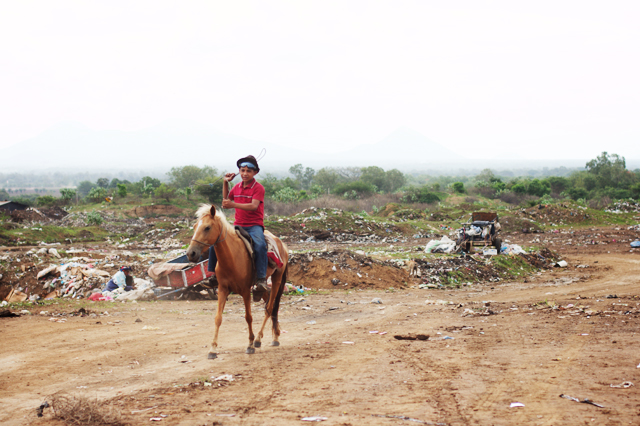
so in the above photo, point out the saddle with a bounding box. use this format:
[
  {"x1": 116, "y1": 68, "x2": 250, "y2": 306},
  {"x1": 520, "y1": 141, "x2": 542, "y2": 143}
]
[{"x1": 234, "y1": 226, "x2": 284, "y2": 269}]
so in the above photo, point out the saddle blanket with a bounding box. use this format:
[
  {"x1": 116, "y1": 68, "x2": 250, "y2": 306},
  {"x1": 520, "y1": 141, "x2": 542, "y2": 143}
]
[{"x1": 235, "y1": 228, "x2": 284, "y2": 269}]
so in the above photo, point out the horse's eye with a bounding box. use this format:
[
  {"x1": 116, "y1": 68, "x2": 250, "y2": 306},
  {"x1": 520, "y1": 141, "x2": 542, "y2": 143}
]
[{"x1": 204, "y1": 226, "x2": 211, "y2": 232}]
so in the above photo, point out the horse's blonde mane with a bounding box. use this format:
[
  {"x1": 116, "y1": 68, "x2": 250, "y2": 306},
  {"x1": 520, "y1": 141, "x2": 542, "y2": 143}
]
[{"x1": 195, "y1": 204, "x2": 234, "y2": 234}]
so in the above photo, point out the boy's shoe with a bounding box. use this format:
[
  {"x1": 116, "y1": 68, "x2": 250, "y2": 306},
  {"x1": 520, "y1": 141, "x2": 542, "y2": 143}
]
[
  {"x1": 254, "y1": 278, "x2": 269, "y2": 292},
  {"x1": 202, "y1": 274, "x2": 218, "y2": 289},
  {"x1": 252, "y1": 278, "x2": 269, "y2": 302}
]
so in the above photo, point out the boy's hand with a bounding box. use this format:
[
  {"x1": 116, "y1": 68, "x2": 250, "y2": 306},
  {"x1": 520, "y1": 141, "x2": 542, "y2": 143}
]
[
  {"x1": 222, "y1": 199, "x2": 234, "y2": 209},
  {"x1": 224, "y1": 173, "x2": 236, "y2": 182}
]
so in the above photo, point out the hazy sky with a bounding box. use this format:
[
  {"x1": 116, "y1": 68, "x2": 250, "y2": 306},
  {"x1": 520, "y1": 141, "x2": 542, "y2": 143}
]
[{"x1": 1, "y1": 1, "x2": 639, "y2": 159}]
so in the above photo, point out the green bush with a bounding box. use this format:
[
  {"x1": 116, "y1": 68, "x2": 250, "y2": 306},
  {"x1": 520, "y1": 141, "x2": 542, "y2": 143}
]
[
  {"x1": 273, "y1": 187, "x2": 299, "y2": 203},
  {"x1": 36, "y1": 195, "x2": 57, "y2": 207},
  {"x1": 154, "y1": 183, "x2": 176, "y2": 202},
  {"x1": 116, "y1": 183, "x2": 127, "y2": 198},
  {"x1": 452, "y1": 182, "x2": 465, "y2": 194},
  {"x1": 333, "y1": 181, "x2": 377, "y2": 197},
  {"x1": 86, "y1": 187, "x2": 107, "y2": 202},
  {"x1": 59, "y1": 188, "x2": 76, "y2": 201},
  {"x1": 86, "y1": 211, "x2": 103, "y2": 225},
  {"x1": 401, "y1": 186, "x2": 440, "y2": 204}
]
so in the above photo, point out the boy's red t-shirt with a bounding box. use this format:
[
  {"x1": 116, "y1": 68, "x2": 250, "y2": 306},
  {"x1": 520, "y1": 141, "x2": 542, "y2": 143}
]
[{"x1": 228, "y1": 179, "x2": 265, "y2": 227}]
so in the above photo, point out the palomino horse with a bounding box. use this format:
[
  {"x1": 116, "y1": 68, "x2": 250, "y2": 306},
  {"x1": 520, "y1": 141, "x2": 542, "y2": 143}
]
[{"x1": 186, "y1": 204, "x2": 289, "y2": 359}]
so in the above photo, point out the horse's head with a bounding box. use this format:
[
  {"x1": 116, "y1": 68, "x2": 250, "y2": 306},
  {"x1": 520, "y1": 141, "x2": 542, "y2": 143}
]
[{"x1": 187, "y1": 204, "x2": 224, "y2": 262}]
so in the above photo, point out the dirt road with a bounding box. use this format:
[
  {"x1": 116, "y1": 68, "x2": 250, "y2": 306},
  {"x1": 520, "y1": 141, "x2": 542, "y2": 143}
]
[{"x1": 1, "y1": 251, "x2": 639, "y2": 425}]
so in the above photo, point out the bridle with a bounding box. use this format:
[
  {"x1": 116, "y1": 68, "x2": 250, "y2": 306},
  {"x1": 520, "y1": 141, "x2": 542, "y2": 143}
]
[{"x1": 190, "y1": 218, "x2": 229, "y2": 250}]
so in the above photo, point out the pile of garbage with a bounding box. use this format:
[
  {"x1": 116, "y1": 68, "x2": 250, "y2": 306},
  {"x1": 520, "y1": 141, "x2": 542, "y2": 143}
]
[
  {"x1": 0, "y1": 246, "x2": 165, "y2": 303},
  {"x1": 605, "y1": 200, "x2": 640, "y2": 214},
  {"x1": 414, "y1": 247, "x2": 559, "y2": 287},
  {"x1": 10, "y1": 206, "x2": 69, "y2": 223},
  {"x1": 509, "y1": 204, "x2": 591, "y2": 228},
  {"x1": 277, "y1": 207, "x2": 407, "y2": 242}
]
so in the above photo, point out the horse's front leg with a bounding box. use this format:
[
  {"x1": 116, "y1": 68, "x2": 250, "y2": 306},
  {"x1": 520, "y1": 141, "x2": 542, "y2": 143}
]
[
  {"x1": 242, "y1": 292, "x2": 256, "y2": 354},
  {"x1": 208, "y1": 287, "x2": 229, "y2": 359}
]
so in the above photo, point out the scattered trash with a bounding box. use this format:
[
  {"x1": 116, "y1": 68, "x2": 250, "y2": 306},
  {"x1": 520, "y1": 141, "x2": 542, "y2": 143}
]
[
  {"x1": 342, "y1": 341, "x2": 355, "y2": 344},
  {"x1": 610, "y1": 381, "x2": 634, "y2": 388},
  {"x1": 36, "y1": 401, "x2": 49, "y2": 417},
  {"x1": 393, "y1": 334, "x2": 429, "y2": 341},
  {"x1": 0, "y1": 309, "x2": 20, "y2": 318},
  {"x1": 212, "y1": 374, "x2": 234, "y2": 382},
  {"x1": 510, "y1": 402, "x2": 525, "y2": 408},
  {"x1": 425, "y1": 236, "x2": 456, "y2": 254},
  {"x1": 559, "y1": 394, "x2": 604, "y2": 408},
  {"x1": 306, "y1": 321, "x2": 317, "y2": 325},
  {"x1": 301, "y1": 416, "x2": 328, "y2": 422},
  {"x1": 4, "y1": 288, "x2": 27, "y2": 302},
  {"x1": 372, "y1": 414, "x2": 446, "y2": 425},
  {"x1": 630, "y1": 241, "x2": 640, "y2": 248},
  {"x1": 555, "y1": 260, "x2": 568, "y2": 268},
  {"x1": 371, "y1": 298, "x2": 383, "y2": 304},
  {"x1": 501, "y1": 244, "x2": 526, "y2": 255}
]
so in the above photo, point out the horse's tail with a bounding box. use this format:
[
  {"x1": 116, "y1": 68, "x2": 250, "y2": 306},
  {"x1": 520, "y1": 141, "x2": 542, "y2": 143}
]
[{"x1": 270, "y1": 264, "x2": 287, "y2": 336}]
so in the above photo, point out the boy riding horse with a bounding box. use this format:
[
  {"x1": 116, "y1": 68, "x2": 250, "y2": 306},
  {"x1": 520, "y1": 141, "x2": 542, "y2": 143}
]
[{"x1": 208, "y1": 155, "x2": 269, "y2": 298}]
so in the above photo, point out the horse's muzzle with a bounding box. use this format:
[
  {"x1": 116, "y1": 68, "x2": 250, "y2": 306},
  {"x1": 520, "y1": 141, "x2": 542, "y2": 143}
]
[{"x1": 186, "y1": 244, "x2": 202, "y2": 263}]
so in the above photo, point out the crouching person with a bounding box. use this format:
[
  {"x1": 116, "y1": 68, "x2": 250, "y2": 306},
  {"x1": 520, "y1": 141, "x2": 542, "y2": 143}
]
[{"x1": 105, "y1": 266, "x2": 134, "y2": 292}]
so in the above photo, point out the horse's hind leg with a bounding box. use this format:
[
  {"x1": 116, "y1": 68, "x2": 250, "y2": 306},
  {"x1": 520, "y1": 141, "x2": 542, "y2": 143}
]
[
  {"x1": 269, "y1": 268, "x2": 286, "y2": 346},
  {"x1": 242, "y1": 293, "x2": 256, "y2": 354},
  {"x1": 208, "y1": 287, "x2": 229, "y2": 359}
]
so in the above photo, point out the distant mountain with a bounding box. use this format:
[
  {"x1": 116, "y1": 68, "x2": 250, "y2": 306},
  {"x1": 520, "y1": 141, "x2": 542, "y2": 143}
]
[
  {"x1": 329, "y1": 127, "x2": 463, "y2": 166},
  {"x1": 0, "y1": 121, "x2": 313, "y2": 172},
  {"x1": 0, "y1": 122, "x2": 459, "y2": 172}
]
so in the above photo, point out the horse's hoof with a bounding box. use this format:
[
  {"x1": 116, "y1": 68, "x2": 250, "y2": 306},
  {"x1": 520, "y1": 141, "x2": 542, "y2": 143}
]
[
  {"x1": 246, "y1": 347, "x2": 256, "y2": 354},
  {"x1": 207, "y1": 353, "x2": 217, "y2": 360},
  {"x1": 271, "y1": 341, "x2": 280, "y2": 347},
  {"x1": 254, "y1": 341, "x2": 262, "y2": 348}
]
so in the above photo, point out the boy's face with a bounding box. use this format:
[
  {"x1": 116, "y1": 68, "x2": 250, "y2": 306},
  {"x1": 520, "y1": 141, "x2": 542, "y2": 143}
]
[{"x1": 239, "y1": 166, "x2": 257, "y2": 183}]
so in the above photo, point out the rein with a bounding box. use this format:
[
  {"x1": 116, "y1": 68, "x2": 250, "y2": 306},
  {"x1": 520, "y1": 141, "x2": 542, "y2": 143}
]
[{"x1": 191, "y1": 218, "x2": 229, "y2": 250}]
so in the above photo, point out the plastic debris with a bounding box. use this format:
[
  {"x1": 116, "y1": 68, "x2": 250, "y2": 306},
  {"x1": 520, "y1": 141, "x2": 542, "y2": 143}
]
[
  {"x1": 425, "y1": 236, "x2": 456, "y2": 253},
  {"x1": 510, "y1": 402, "x2": 525, "y2": 408},
  {"x1": 610, "y1": 381, "x2": 634, "y2": 388},
  {"x1": 559, "y1": 394, "x2": 604, "y2": 408},
  {"x1": 301, "y1": 417, "x2": 328, "y2": 422},
  {"x1": 36, "y1": 401, "x2": 49, "y2": 417},
  {"x1": 212, "y1": 374, "x2": 234, "y2": 382}
]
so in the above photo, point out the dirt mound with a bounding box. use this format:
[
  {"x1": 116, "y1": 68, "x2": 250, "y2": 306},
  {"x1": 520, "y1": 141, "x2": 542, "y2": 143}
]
[
  {"x1": 513, "y1": 204, "x2": 592, "y2": 227},
  {"x1": 10, "y1": 209, "x2": 46, "y2": 222},
  {"x1": 40, "y1": 206, "x2": 69, "y2": 220},
  {"x1": 500, "y1": 215, "x2": 544, "y2": 233},
  {"x1": 129, "y1": 205, "x2": 184, "y2": 217},
  {"x1": 288, "y1": 249, "x2": 411, "y2": 290}
]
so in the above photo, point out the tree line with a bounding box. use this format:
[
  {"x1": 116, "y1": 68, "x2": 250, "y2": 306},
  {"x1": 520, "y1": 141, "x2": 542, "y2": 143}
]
[{"x1": 2, "y1": 152, "x2": 639, "y2": 208}]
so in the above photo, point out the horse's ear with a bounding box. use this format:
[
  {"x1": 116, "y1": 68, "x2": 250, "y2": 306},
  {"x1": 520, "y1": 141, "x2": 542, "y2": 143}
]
[{"x1": 210, "y1": 205, "x2": 216, "y2": 217}]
